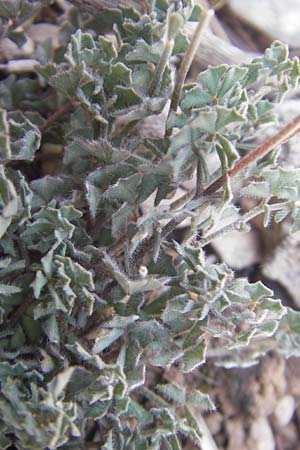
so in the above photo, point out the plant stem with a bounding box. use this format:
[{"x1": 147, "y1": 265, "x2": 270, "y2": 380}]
[
  {"x1": 139, "y1": 386, "x2": 169, "y2": 407},
  {"x1": 168, "y1": 8, "x2": 214, "y2": 117},
  {"x1": 40, "y1": 101, "x2": 80, "y2": 132},
  {"x1": 148, "y1": 39, "x2": 174, "y2": 97},
  {"x1": 199, "y1": 204, "x2": 265, "y2": 246},
  {"x1": 204, "y1": 114, "x2": 300, "y2": 195}
]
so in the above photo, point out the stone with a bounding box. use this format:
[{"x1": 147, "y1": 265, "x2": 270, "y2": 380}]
[
  {"x1": 229, "y1": 0, "x2": 300, "y2": 47},
  {"x1": 226, "y1": 418, "x2": 247, "y2": 450},
  {"x1": 212, "y1": 230, "x2": 260, "y2": 270},
  {"x1": 247, "y1": 417, "x2": 275, "y2": 450},
  {"x1": 262, "y1": 234, "x2": 300, "y2": 308},
  {"x1": 274, "y1": 395, "x2": 295, "y2": 427}
]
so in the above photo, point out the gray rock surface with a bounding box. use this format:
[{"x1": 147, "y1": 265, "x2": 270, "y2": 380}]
[{"x1": 229, "y1": 0, "x2": 300, "y2": 47}]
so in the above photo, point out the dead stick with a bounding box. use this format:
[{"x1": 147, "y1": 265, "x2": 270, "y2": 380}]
[
  {"x1": 204, "y1": 114, "x2": 300, "y2": 195},
  {"x1": 40, "y1": 101, "x2": 80, "y2": 132}
]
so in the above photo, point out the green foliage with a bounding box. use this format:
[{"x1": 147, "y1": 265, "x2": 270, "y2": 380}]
[{"x1": 1, "y1": 0, "x2": 300, "y2": 448}]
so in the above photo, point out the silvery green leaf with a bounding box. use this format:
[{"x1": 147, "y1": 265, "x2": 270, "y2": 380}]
[
  {"x1": 0, "y1": 0, "x2": 22, "y2": 17},
  {"x1": 218, "y1": 66, "x2": 248, "y2": 97},
  {"x1": 114, "y1": 86, "x2": 141, "y2": 108},
  {"x1": 55, "y1": 256, "x2": 95, "y2": 294},
  {"x1": 30, "y1": 270, "x2": 48, "y2": 299},
  {"x1": 0, "y1": 283, "x2": 21, "y2": 295},
  {"x1": 65, "y1": 341, "x2": 105, "y2": 369},
  {"x1": 85, "y1": 180, "x2": 101, "y2": 219},
  {"x1": 151, "y1": 408, "x2": 177, "y2": 434},
  {"x1": 182, "y1": 339, "x2": 207, "y2": 372},
  {"x1": 43, "y1": 315, "x2": 60, "y2": 344},
  {"x1": 187, "y1": 390, "x2": 216, "y2": 411},
  {"x1": 215, "y1": 107, "x2": 246, "y2": 131},
  {"x1": 104, "y1": 62, "x2": 131, "y2": 93},
  {"x1": 156, "y1": 383, "x2": 186, "y2": 405},
  {"x1": 92, "y1": 328, "x2": 124, "y2": 354},
  {"x1": 244, "y1": 281, "x2": 273, "y2": 301},
  {"x1": 0, "y1": 108, "x2": 11, "y2": 159},
  {"x1": 197, "y1": 65, "x2": 228, "y2": 96},
  {"x1": 254, "y1": 320, "x2": 279, "y2": 338},
  {"x1": 240, "y1": 181, "x2": 270, "y2": 199},
  {"x1": 173, "y1": 30, "x2": 189, "y2": 55},
  {"x1": 257, "y1": 297, "x2": 286, "y2": 318},
  {"x1": 183, "y1": 406, "x2": 202, "y2": 445},
  {"x1": 10, "y1": 324, "x2": 26, "y2": 349},
  {"x1": 48, "y1": 367, "x2": 76, "y2": 399},
  {"x1": 285, "y1": 307, "x2": 300, "y2": 333},
  {"x1": 127, "y1": 277, "x2": 164, "y2": 295},
  {"x1": 216, "y1": 133, "x2": 239, "y2": 169},
  {"x1": 290, "y1": 57, "x2": 300, "y2": 87},
  {"x1": 168, "y1": 110, "x2": 217, "y2": 158},
  {"x1": 147, "y1": 340, "x2": 182, "y2": 367},
  {"x1": 125, "y1": 398, "x2": 153, "y2": 423},
  {"x1": 65, "y1": 30, "x2": 96, "y2": 67},
  {"x1": 104, "y1": 315, "x2": 139, "y2": 328},
  {"x1": 162, "y1": 435, "x2": 182, "y2": 450},
  {"x1": 0, "y1": 257, "x2": 11, "y2": 269},
  {"x1": 8, "y1": 113, "x2": 41, "y2": 161},
  {"x1": 49, "y1": 64, "x2": 84, "y2": 98},
  {"x1": 86, "y1": 400, "x2": 111, "y2": 419},
  {"x1": 180, "y1": 86, "x2": 212, "y2": 110},
  {"x1": 30, "y1": 176, "x2": 75, "y2": 205},
  {"x1": 126, "y1": 40, "x2": 162, "y2": 64},
  {"x1": 0, "y1": 166, "x2": 18, "y2": 238},
  {"x1": 111, "y1": 203, "x2": 133, "y2": 238}
]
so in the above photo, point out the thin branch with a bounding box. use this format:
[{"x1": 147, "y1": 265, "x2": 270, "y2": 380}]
[
  {"x1": 204, "y1": 114, "x2": 300, "y2": 195},
  {"x1": 147, "y1": 41, "x2": 174, "y2": 97},
  {"x1": 199, "y1": 204, "x2": 265, "y2": 247},
  {"x1": 131, "y1": 213, "x2": 186, "y2": 262},
  {"x1": 40, "y1": 101, "x2": 80, "y2": 132},
  {"x1": 168, "y1": 8, "x2": 214, "y2": 116}
]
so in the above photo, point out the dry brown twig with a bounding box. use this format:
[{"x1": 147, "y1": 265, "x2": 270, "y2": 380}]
[{"x1": 204, "y1": 114, "x2": 300, "y2": 195}]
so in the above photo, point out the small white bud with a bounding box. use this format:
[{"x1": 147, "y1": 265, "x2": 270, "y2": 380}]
[{"x1": 139, "y1": 265, "x2": 148, "y2": 278}]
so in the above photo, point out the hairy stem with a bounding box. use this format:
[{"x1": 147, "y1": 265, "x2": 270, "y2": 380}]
[{"x1": 199, "y1": 204, "x2": 265, "y2": 246}]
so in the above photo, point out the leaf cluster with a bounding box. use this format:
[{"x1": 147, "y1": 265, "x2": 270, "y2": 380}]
[{"x1": 1, "y1": 1, "x2": 300, "y2": 448}]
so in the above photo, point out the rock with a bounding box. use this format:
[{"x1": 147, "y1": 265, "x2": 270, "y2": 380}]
[
  {"x1": 277, "y1": 423, "x2": 300, "y2": 450},
  {"x1": 226, "y1": 418, "x2": 247, "y2": 450},
  {"x1": 262, "y1": 234, "x2": 300, "y2": 308},
  {"x1": 0, "y1": 37, "x2": 34, "y2": 62},
  {"x1": 229, "y1": 0, "x2": 300, "y2": 47},
  {"x1": 259, "y1": 384, "x2": 277, "y2": 417},
  {"x1": 286, "y1": 358, "x2": 300, "y2": 396},
  {"x1": 247, "y1": 417, "x2": 275, "y2": 450},
  {"x1": 274, "y1": 395, "x2": 295, "y2": 427},
  {"x1": 260, "y1": 355, "x2": 287, "y2": 397},
  {"x1": 277, "y1": 101, "x2": 300, "y2": 169},
  {"x1": 205, "y1": 412, "x2": 223, "y2": 435},
  {"x1": 212, "y1": 230, "x2": 261, "y2": 270},
  {"x1": 27, "y1": 24, "x2": 60, "y2": 48}
]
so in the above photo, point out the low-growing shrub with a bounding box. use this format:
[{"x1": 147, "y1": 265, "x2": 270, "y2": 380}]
[{"x1": 1, "y1": 1, "x2": 300, "y2": 448}]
